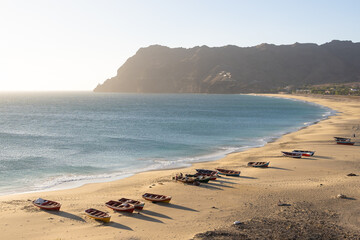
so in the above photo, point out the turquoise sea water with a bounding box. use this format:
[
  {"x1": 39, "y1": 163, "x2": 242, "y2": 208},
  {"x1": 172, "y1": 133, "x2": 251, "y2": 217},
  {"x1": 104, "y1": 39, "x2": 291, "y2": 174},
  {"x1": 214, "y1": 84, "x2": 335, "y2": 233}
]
[{"x1": 0, "y1": 93, "x2": 333, "y2": 195}]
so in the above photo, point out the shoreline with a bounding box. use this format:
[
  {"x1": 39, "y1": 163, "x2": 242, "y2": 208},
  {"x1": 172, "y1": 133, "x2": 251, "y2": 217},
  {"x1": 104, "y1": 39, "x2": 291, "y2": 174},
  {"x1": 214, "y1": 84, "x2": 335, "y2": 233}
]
[
  {"x1": 0, "y1": 94, "x2": 333, "y2": 198},
  {"x1": 0, "y1": 94, "x2": 359, "y2": 239}
]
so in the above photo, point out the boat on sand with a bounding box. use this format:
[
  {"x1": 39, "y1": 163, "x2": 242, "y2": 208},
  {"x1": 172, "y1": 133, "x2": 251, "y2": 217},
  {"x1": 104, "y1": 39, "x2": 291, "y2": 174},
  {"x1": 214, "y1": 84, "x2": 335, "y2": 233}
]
[
  {"x1": 175, "y1": 176, "x2": 201, "y2": 185},
  {"x1": 186, "y1": 174, "x2": 213, "y2": 182},
  {"x1": 215, "y1": 168, "x2": 241, "y2": 176},
  {"x1": 32, "y1": 198, "x2": 61, "y2": 211},
  {"x1": 196, "y1": 169, "x2": 219, "y2": 176},
  {"x1": 292, "y1": 150, "x2": 315, "y2": 157},
  {"x1": 334, "y1": 137, "x2": 350, "y2": 141},
  {"x1": 187, "y1": 173, "x2": 217, "y2": 180},
  {"x1": 84, "y1": 208, "x2": 111, "y2": 222},
  {"x1": 105, "y1": 200, "x2": 135, "y2": 213},
  {"x1": 118, "y1": 198, "x2": 145, "y2": 210},
  {"x1": 142, "y1": 193, "x2": 172, "y2": 203},
  {"x1": 281, "y1": 151, "x2": 302, "y2": 158},
  {"x1": 334, "y1": 137, "x2": 355, "y2": 145},
  {"x1": 247, "y1": 161, "x2": 270, "y2": 168},
  {"x1": 336, "y1": 141, "x2": 355, "y2": 145}
]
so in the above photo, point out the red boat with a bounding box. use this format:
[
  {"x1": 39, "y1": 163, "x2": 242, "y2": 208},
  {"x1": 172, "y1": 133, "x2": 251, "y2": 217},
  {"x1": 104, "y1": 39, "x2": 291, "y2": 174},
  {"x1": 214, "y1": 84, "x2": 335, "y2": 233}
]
[
  {"x1": 281, "y1": 151, "x2": 302, "y2": 158},
  {"x1": 336, "y1": 141, "x2": 355, "y2": 145},
  {"x1": 247, "y1": 161, "x2": 270, "y2": 167},
  {"x1": 32, "y1": 198, "x2": 61, "y2": 211},
  {"x1": 142, "y1": 193, "x2": 172, "y2": 203},
  {"x1": 292, "y1": 150, "x2": 315, "y2": 157},
  {"x1": 118, "y1": 198, "x2": 145, "y2": 210},
  {"x1": 215, "y1": 168, "x2": 241, "y2": 176},
  {"x1": 105, "y1": 200, "x2": 135, "y2": 213}
]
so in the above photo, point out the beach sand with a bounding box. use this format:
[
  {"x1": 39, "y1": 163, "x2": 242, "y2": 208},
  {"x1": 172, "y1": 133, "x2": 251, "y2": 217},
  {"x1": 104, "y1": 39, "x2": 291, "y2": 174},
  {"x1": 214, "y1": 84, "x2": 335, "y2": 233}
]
[{"x1": 0, "y1": 94, "x2": 359, "y2": 239}]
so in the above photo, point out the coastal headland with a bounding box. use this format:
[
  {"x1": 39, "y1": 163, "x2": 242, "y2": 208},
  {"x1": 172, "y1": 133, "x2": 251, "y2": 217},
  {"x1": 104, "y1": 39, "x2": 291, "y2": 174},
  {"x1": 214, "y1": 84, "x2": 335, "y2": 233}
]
[{"x1": 0, "y1": 94, "x2": 359, "y2": 239}]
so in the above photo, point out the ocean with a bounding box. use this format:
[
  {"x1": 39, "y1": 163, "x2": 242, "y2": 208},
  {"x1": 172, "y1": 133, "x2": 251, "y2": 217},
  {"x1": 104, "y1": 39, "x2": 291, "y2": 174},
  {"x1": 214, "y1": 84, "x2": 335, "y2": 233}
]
[{"x1": 0, "y1": 92, "x2": 333, "y2": 196}]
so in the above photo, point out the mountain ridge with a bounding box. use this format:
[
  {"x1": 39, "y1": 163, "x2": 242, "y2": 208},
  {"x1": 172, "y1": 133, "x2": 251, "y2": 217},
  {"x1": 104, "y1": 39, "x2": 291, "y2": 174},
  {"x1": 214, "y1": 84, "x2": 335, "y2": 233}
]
[{"x1": 94, "y1": 40, "x2": 360, "y2": 93}]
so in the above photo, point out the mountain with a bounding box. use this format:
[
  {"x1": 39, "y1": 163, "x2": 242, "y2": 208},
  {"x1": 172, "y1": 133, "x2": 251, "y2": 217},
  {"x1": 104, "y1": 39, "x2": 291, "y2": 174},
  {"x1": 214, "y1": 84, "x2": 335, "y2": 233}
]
[{"x1": 94, "y1": 40, "x2": 360, "y2": 93}]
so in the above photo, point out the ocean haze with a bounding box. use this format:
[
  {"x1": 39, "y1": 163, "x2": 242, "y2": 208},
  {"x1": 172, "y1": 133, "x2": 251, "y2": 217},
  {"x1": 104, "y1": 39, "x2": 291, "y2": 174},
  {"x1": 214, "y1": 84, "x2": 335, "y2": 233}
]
[{"x1": 0, "y1": 92, "x2": 331, "y2": 195}]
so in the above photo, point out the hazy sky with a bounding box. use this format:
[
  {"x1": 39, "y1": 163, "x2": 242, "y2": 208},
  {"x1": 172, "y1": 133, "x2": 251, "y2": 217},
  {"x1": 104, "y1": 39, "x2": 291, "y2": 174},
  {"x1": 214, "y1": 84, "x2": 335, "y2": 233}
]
[{"x1": 1, "y1": 0, "x2": 359, "y2": 91}]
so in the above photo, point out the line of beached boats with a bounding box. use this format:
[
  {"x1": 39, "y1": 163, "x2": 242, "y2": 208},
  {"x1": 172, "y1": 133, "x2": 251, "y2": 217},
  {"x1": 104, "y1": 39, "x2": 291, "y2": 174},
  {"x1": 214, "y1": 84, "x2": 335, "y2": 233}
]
[
  {"x1": 281, "y1": 136, "x2": 356, "y2": 159},
  {"x1": 173, "y1": 162, "x2": 272, "y2": 185},
  {"x1": 32, "y1": 135, "x2": 357, "y2": 224},
  {"x1": 33, "y1": 193, "x2": 172, "y2": 223},
  {"x1": 33, "y1": 138, "x2": 353, "y2": 222},
  {"x1": 34, "y1": 137, "x2": 354, "y2": 222},
  {"x1": 32, "y1": 162, "x2": 273, "y2": 222}
]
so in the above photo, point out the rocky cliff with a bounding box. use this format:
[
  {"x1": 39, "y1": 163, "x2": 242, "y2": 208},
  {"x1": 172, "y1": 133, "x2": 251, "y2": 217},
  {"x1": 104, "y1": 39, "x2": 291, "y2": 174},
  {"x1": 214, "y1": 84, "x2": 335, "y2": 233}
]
[{"x1": 94, "y1": 40, "x2": 360, "y2": 93}]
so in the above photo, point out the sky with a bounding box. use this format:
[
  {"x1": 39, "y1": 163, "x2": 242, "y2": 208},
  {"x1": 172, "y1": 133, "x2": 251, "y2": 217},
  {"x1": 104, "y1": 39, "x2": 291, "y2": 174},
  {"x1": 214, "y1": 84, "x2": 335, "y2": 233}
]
[{"x1": 0, "y1": 0, "x2": 359, "y2": 91}]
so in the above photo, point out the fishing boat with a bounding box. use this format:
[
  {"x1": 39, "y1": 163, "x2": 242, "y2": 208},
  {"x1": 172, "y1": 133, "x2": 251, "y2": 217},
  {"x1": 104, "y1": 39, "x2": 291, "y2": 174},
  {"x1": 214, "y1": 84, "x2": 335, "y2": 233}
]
[
  {"x1": 175, "y1": 176, "x2": 200, "y2": 185},
  {"x1": 194, "y1": 176, "x2": 210, "y2": 183},
  {"x1": 142, "y1": 193, "x2": 172, "y2": 203},
  {"x1": 118, "y1": 198, "x2": 145, "y2": 210},
  {"x1": 336, "y1": 140, "x2": 355, "y2": 145},
  {"x1": 186, "y1": 173, "x2": 215, "y2": 181},
  {"x1": 84, "y1": 208, "x2": 111, "y2": 222},
  {"x1": 215, "y1": 168, "x2": 241, "y2": 176},
  {"x1": 195, "y1": 169, "x2": 219, "y2": 176},
  {"x1": 292, "y1": 150, "x2": 315, "y2": 157},
  {"x1": 185, "y1": 174, "x2": 210, "y2": 183},
  {"x1": 195, "y1": 173, "x2": 217, "y2": 180},
  {"x1": 247, "y1": 161, "x2": 270, "y2": 168},
  {"x1": 105, "y1": 200, "x2": 135, "y2": 213},
  {"x1": 32, "y1": 198, "x2": 61, "y2": 211},
  {"x1": 281, "y1": 151, "x2": 302, "y2": 158},
  {"x1": 334, "y1": 137, "x2": 350, "y2": 141},
  {"x1": 334, "y1": 137, "x2": 355, "y2": 145}
]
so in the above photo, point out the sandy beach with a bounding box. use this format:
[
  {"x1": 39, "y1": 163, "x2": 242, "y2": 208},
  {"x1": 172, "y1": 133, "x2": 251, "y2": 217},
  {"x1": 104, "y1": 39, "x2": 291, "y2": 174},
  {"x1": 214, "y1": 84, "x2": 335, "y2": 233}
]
[{"x1": 0, "y1": 94, "x2": 359, "y2": 240}]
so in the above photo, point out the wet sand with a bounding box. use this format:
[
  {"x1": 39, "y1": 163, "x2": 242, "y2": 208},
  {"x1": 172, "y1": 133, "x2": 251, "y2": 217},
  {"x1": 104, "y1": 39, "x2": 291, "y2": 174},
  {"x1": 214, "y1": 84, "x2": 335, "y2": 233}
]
[{"x1": 0, "y1": 94, "x2": 359, "y2": 239}]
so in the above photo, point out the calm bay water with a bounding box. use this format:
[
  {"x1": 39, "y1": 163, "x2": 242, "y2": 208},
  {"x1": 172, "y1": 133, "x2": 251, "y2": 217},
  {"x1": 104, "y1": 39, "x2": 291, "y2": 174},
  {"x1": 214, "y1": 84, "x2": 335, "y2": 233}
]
[{"x1": 0, "y1": 93, "x2": 332, "y2": 195}]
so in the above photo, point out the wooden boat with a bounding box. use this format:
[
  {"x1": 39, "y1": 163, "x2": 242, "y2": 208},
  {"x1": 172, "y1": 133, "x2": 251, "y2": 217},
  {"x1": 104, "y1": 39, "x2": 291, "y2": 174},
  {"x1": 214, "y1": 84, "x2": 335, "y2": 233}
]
[
  {"x1": 194, "y1": 173, "x2": 217, "y2": 180},
  {"x1": 175, "y1": 176, "x2": 200, "y2": 185},
  {"x1": 105, "y1": 200, "x2": 135, "y2": 213},
  {"x1": 281, "y1": 151, "x2": 302, "y2": 158},
  {"x1": 118, "y1": 198, "x2": 145, "y2": 210},
  {"x1": 334, "y1": 137, "x2": 350, "y2": 141},
  {"x1": 142, "y1": 193, "x2": 172, "y2": 203},
  {"x1": 247, "y1": 161, "x2": 270, "y2": 168},
  {"x1": 336, "y1": 140, "x2": 355, "y2": 145},
  {"x1": 292, "y1": 150, "x2": 315, "y2": 157},
  {"x1": 195, "y1": 169, "x2": 219, "y2": 176},
  {"x1": 186, "y1": 173, "x2": 215, "y2": 181},
  {"x1": 215, "y1": 168, "x2": 241, "y2": 176},
  {"x1": 84, "y1": 208, "x2": 111, "y2": 222},
  {"x1": 334, "y1": 137, "x2": 355, "y2": 145},
  {"x1": 195, "y1": 176, "x2": 210, "y2": 183},
  {"x1": 184, "y1": 175, "x2": 210, "y2": 183},
  {"x1": 32, "y1": 198, "x2": 61, "y2": 211}
]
